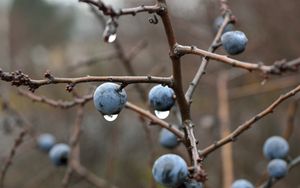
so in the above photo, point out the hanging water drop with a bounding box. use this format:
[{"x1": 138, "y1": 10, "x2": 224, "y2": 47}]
[
  {"x1": 155, "y1": 110, "x2": 170, "y2": 120},
  {"x1": 107, "y1": 34, "x2": 117, "y2": 43},
  {"x1": 103, "y1": 114, "x2": 118, "y2": 122}
]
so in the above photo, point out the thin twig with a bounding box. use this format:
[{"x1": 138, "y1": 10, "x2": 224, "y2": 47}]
[
  {"x1": 200, "y1": 84, "x2": 300, "y2": 157},
  {"x1": 0, "y1": 69, "x2": 173, "y2": 92},
  {"x1": 175, "y1": 45, "x2": 300, "y2": 75}
]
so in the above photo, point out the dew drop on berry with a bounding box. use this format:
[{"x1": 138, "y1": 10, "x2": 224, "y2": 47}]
[
  {"x1": 155, "y1": 110, "x2": 170, "y2": 119},
  {"x1": 103, "y1": 114, "x2": 118, "y2": 122}
]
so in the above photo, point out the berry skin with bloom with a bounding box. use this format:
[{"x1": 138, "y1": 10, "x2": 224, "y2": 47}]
[
  {"x1": 148, "y1": 85, "x2": 175, "y2": 111},
  {"x1": 152, "y1": 154, "x2": 189, "y2": 187},
  {"x1": 213, "y1": 16, "x2": 234, "y2": 34},
  {"x1": 49, "y1": 143, "x2": 70, "y2": 166},
  {"x1": 221, "y1": 31, "x2": 248, "y2": 55},
  {"x1": 93, "y1": 82, "x2": 127, "y2": 115},
  {"x1": 263, "y1": 136, "x2": 289, "y2": 160},
  {"x1": 37, "y1": 133, "x2": 56, "y2": 152},
  {"x1": 159, "y1": 128, "x2": 179, "y2": 149},
  {"x1": 267, "y1": 159, "x2": 288, "y2": 179},
  {"x1": 231, "y1": 179, "x2": 254, "y2": 188}
]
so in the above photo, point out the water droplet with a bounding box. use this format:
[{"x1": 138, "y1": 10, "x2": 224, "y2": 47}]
[
  {"x1": 107, "y1": 34, "x2": 117, "y2": 43},
  {"x1": 155, "y1": 110, "x2": 170, "y2": 119},
  {"x1": 103, "y1": 114, "x2": 118, "y2": 122}
]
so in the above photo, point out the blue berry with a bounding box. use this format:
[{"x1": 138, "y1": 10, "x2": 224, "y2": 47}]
[
  {"x1": 37, "y1": 133, "x2": 56, "y2": 152},
  {"x1": 49, "y1": 143, "x2": 70, "y2": 166},
  {"x1": 182, "y1": 179, "x2": 203, "y2": 188},
  {"x1": 263, "y1": 136, "x2": 289, "y2": 160},
  {"x1": 148, "y1": 85, "x2": 175, "y2": 111},
  {"x1": 93, "y1": 83, "x2": 127, "y2": 115},
  {"x1": 267, "y1": 159, "x2": 288, "y2": 179},
  {"x1": 232, "y1": 179, "x2": 254, "y2": 188},
  {"x1": 152, "y1": 154, "x2": 189, "y2": 187},
  {"x1": 221, "y1": 31, "x2": 248, "y2": 55},
  {"x1": 213, "y1": 16, "x2": 234, "y2": 34},
  {"x1": 159, "y1": 128, "x2": 179, "y2": 149}
]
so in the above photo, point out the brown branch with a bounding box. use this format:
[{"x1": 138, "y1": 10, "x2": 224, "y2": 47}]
[
  {"x1": 79, "y1": 0, "x2": 160, "y2": 17},
  {"x1": 0, "y1": 129, "x2": 28, "y2": 188},
  {"x1": 156, "y1": 0, "x2": 206, "y2": 181},
  {"x1": 0, "y1": 69, "x2": 173, "y2": 91},
  {"x1": 283, "y1": 98, "x2": 299, "y2": 140},
  {"x1": 125, "y1": 101, "x2": 184, "y2": 139},
  {"x1": 185, "y1": 12, "x2": 231, "y2": 102},
  {"x1": 200, "y1": 83, "x2": 300, "y2": 157},
  {"x1": 175, "y1": 45, "x2": 300, "y2": 75},
  {"x1": 62, "y1": 106, "x2": 84, "y2": 187},
  {"x1": 18, "y1": 89, "x2": 92, "y2": 109},
  {"x1": 217, "y1": 72, "x2": 234, "y2": 188}
]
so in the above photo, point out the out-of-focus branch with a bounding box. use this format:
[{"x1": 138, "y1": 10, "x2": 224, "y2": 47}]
[
  {"x1": 259, "y1": 156, "x2": 300, "y2": 188},
  {"x1": 200, "y1": 84, "x2": 300, "y2": 157},
  {"x1": 176, "y1": 45, "x2": 300, "y2": 75},
  {"x1": 79, "y1": 0, "x2": 161, "y2": 17},
  {"x1": 0, "y1": 69, "x2": 173, "y2": 92},
  {"x1": 283, "y1": 97, "x2": 299, "y2": 140},
  {"x1": 62, "y1": 106, "x2": 84, "y2": 187},
  {"x1": 229, "y1": 75, "x2": 299, "y2": 99},
  {"x1": 0, "y1": 129, "x2": 27, "y2": 188},
  {"x1": 18, "y1": 89, "x2": 92, "y2": 109},
  {"x1": 185, "y1": 12, "x2": 231, "y2": 102},
  {"x1": 217, "y1": 71, "x2": 234, "y2": 188}
]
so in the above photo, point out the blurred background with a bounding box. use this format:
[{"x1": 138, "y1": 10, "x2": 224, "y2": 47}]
[{"x1": 0, "y1": 0, "x2": 299, "y2": 187}]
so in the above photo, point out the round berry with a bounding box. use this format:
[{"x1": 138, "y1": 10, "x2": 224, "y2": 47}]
[
  {"x1": 159, "y1": 128, "x2": 179, "y2": 149},
  {"x1": 182, "y1": 179, "x2": 203, "y2": 188},
  {"x1": 213, "y1": 16, "x2": 234, "y2": 34},
  {"x1": 148, "y1": 85, "x2": 175, "y2": 111},
  {"x1": 267, "y1": 159, "x2": 288, "y2": 179},
  {"x1": 152, "y1": 154, "x2": 189, "y2": 187},
  {"x1": 232, "y1": 179, "x2": 254, "y2": 188},
  {"x1": 263, "y1": 136, "x2": 289, "y2": 160},
  {"x1": 49, "y1": 143, "x2": 70, "y2": 166},
  {"x1": 37, "y1": 133, "x2": 56, "y2": 152},
  {"x1": 93, "y1": 83, "x2": 127, "y2": 115},
  {"x1": 221, "y1": 31, "x2": 248, "y2": 55}
]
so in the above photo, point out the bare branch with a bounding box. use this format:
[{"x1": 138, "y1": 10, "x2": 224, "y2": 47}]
[
  {"x1": 175, "y1": 45, "x2": 300, "y2": 75},
  {"x1": 0, "y1": 69, "x2": 173, "y2": 92},
  {"x1": 200, "y1": 84, "x2": 300, "y2": 157}
]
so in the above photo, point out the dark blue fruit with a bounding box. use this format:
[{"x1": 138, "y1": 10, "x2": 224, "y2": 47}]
[
  {"x1": 37, "y1": 133, "x2": 56, "y2": 152},
  {"x1": 232, "y1": 179, "x2": 254, "y2": 188},
  {"x1": 148, "y1": 85, "x2": 175, "y2": 111},
  {"x1": 152, "y1": 154, "x2": 189, "y2": 187},
  {"x1": 221, "y1": 31, "x2": 248, "y2": 55},
  {"x1": 263, "y1": 136, "x2": 289, "y2": 160},
  {"x1": 267, "y1": 159, "x2": 288, "y2": 179},
  {"x1": 159, "y1": 128, "x2": 179, "y2": 149},
  {"x1": 93, "y1": 82, "x2": 127, "y2": 115},
  {"x1": 213, "y1": 16, "x2": 234, "y2": 34},
  {"x1": 49, "y1": 143, "x2": 70, "y2": 166},
  {"x1": 182, "y1": 179, "x2": 203, "y2": 188}
]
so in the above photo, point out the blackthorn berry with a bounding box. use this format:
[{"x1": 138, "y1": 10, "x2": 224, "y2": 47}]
[
  {"x1": 93, "y1": 82, "x2": 127, "y2": 115},
  {"x1": 231, "y1": 179, "x2": 254, "y2": 188},
  {"x1": 49, "y1": 143, "x2": 70, "y2": 166},
  {"x1": 159, "y1": 128, "x2": 179, "y2": 149},
  {"x1": 221, "y1": 31, "x2": 248, "y2": 55},
  {"x1": 267, "y1": 159, "x2": 288, "y2": 179},
  {"x1": 263, "y1": 136, "x2": 289, "y2": 160},
  {"x1": 213, "y1": 16, "x2": 234, "y2": 34},
  {"x1": 148, "y1": 85, "x2": 175, "y2": 111},
  {"x1": 182, "y1": 179, "x2": 203, "y2": 188},
  {"x1": 37, "y1": 133, "x2": 56, "y2": 152},
  {"x1": 152, "y1": 154, "x2": 189, "y2": 187}
]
